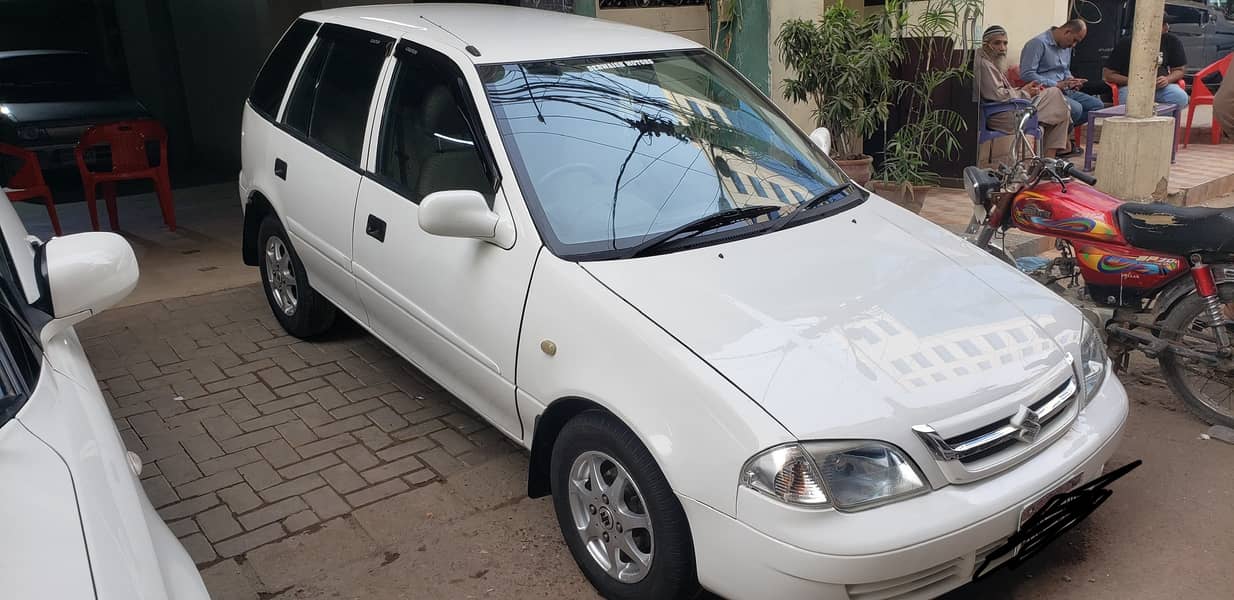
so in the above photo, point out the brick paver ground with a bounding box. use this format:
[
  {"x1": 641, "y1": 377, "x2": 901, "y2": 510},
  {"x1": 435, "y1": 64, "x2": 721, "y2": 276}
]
[{"x1": 79, "y1": 284, "x2": 518, "y2": 566}]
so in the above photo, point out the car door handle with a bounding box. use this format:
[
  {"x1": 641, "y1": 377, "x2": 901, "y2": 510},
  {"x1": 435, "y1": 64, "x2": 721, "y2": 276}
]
[
  {"x1": 274, "y1": 158, "x2": 287, "y2": 180},
  {"x1": 366, "y1": 215, "x2": 386, "y2": 242}
]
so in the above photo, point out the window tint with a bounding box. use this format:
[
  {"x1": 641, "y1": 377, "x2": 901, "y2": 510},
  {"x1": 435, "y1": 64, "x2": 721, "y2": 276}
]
[
  {"x1": 0, "y1": 228, "x2": 41, "y2": 429},
  {"x1": 249, "y1": 19, "x2": 318, "y2": 118},
  {"x1": 375, "y1": 43, "x2": 493, "y2": 202},
  {"x1": 284, "y1": 25, "x2": 389, "y2": 165}
]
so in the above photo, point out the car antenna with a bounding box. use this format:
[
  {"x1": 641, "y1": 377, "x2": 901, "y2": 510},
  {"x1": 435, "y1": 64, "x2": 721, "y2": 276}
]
[
  {"x1": 420, "y1": 15, "x2": 481, "y2": 57},
  {"x1": 518, "y1": 65, "x2": 546, "y2": 123}
]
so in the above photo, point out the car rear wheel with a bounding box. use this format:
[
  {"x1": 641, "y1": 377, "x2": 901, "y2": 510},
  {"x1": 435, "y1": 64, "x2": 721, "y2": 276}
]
[
  {"x1": 550, "y1": 410, "x2": 698, "y2": 599},
  {"x1": 258, "y1": 215, "x2": 335, "y2": 338}
]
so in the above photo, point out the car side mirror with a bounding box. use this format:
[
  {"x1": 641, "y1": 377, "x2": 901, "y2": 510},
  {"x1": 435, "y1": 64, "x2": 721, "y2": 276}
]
[
  {"x1": 809, "y1": 127, "x2": 832, "y2": 156},
  {"x1": 38, "y1": 232, "x2": 138, "y2": 342},
  {"x1": 418, "y1": 190, "x2": 514, "y2": 247}
]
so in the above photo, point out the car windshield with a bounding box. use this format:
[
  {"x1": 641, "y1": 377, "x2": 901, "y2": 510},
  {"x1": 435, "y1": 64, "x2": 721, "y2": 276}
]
[
  {"x1": 480, "y1": 50, "x2": 857, "y2": 259},
  {"x1": 0, "y1": 53, "x2": 126, "y2": 103}
]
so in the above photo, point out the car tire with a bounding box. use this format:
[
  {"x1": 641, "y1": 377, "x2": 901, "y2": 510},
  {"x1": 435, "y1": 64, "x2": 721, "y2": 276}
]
[
  {"x1": 549, "y1": 410, "x2": 699, "y2": 599},
  {"x1": 257, "y1": 215, "x2": 336, "y2": 338}
]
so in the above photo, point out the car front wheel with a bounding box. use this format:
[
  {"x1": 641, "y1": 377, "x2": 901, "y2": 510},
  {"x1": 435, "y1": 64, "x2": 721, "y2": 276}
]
[{"x1": 550, "y1": 410, "x2": 698, "y2": 599}]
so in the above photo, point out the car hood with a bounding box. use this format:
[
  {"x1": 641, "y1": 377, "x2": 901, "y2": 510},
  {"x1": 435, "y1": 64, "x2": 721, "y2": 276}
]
[
  {"x1": 1, "y1": 98, "x2": 147, "y2": 125},
  {"x1": 582, "y1": 198, "x2": 1081, "y2": 442}
]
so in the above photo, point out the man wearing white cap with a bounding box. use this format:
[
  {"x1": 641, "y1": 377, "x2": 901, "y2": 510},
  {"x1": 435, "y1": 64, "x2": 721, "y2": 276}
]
[{"x1": 978, "y1": 25, "x2": 1071, "y2": 158}]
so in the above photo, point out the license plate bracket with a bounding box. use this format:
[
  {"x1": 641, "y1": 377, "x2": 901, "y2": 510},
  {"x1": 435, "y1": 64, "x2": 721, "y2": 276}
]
[{"x1": 973, "y1": 460, "x2": 1142, "y2": 580}]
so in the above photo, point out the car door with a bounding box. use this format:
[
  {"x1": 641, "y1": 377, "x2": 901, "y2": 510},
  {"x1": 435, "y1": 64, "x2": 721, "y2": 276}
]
[
  {"x1": 1167, "y1": 3, "x2": 1211, "y2": 68},
  {"x1": 272, "y1": 23, "x2": 392, "y2": 323},
  {"x1": 351, "y1": 40, "x2": 536, "y2": 439}
]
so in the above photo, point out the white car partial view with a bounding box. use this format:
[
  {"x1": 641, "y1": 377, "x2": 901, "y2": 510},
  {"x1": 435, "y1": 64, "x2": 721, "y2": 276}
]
[
  {"x1": 238, "y1": 6, "x2": 1130, "y2": 599},
  {"x1": 0, "y1": 192, "x2": 210, "y2": 599}
]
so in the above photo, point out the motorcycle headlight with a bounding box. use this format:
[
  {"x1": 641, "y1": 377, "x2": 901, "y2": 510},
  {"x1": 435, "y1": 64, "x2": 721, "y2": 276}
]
[
  {"x1": 1079, "y1": 317, "x2": 1109, "y2": 408},
  {"x1": 740, "y1": 441, "x2": 927, "y2": 511}
]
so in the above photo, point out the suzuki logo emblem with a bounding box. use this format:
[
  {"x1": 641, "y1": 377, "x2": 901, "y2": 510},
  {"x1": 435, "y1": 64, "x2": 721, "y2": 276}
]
[{"x1": 1010, "y1": 405, "x2": 1043, "y2": 443}]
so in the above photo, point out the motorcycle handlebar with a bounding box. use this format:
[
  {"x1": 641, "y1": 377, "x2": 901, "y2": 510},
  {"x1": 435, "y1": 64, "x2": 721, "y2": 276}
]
[{"x1": 1061, "y1": 162, "x2": 1097, "y2": 186}]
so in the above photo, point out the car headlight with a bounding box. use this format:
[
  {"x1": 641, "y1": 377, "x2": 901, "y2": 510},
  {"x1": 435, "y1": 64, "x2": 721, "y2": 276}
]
[
  {"x1": 740, "y1": 441, "x2": 927, "y2": 511},
  {"x1": 1079, "y1": 317, "x2": 1108, "y2": 407},
  {"x1": 17, "y1": 126, "x2": 47, "y2": 141}
]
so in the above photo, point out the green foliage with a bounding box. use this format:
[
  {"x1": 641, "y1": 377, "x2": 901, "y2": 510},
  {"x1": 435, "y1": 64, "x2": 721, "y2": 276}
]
[
  {"x1": 776, "y1": 6, "x2": 906, "y2": 160},
  {"x1": 712, "y1": 0, "x2": 743, "y2": 61},
  {"x1": 876, "y1": 0, "x2": 984, "y2": 185}
]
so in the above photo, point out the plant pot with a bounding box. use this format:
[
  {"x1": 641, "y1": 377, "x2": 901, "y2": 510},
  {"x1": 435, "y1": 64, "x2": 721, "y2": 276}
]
[
  {"x1": 870, "y1": 180, "x2": 933, "y2": 214},
  {"x1": 835, "y1": 155, "x2": 874, "y2": 186}
]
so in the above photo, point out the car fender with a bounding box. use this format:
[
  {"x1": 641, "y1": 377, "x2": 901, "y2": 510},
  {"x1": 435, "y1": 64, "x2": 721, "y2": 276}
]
[
  {"x1": 240, "y1": 103, "x2": 289, "y2": 266},
  {"x1": 515, "y1": 252, "x2": 792, "y2": 516}
]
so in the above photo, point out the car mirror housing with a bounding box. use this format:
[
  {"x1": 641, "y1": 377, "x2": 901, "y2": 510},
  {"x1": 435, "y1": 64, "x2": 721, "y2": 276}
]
[
  {"x1": 37, "y1": 232, "x2": 138, "y2": 342},
  {"x1": 809, "y1": 127, "x2": 832, "y2": 156},
  {"x1": 418, "y1": 190, "x2": 514, "y2": 247}
]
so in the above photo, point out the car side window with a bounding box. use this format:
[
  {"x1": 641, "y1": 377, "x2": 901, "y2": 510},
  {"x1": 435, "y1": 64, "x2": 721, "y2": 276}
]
[
  {"x1": 0, "y1": 231, "x2": 41, "y2": 429},
  {"x1": 249, "y1": 18, "x2": 319, "y2": 119},
  {"x1": 284, "y1": 24, "x2": 390, "y2": 166},
  {"x1": 374, "y1": 42, "x2": 494, "y2": 203}
]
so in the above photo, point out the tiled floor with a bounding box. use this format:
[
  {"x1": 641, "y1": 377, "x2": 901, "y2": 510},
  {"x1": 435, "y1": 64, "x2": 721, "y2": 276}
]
[{"x1": 79, "y1": 286, "x2": 519, "y2": 565}]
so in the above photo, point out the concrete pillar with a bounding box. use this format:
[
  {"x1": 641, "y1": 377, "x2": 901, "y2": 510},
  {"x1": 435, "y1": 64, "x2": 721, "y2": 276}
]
[
  {"x1": 1095, "y1": 0, "x2": 1172, "y2": 203},
  {"x1": 1126, "y1": 0, "x2": 1165, "y2": 118},
  {"x1": 1093, "y1": 117, "x2": 1174, "y2": 202}
]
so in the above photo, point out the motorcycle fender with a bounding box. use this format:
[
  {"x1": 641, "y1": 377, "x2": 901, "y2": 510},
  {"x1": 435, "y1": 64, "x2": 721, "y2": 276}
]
[{"x1": 1153, "y1": 264, "x2": 1234, "y2": 321}]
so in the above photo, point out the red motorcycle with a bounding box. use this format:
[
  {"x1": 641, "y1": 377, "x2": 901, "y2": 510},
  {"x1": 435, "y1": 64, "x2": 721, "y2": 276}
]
[{"x1": 965, "y1": 108, "x2": 1234, "y2": 427}]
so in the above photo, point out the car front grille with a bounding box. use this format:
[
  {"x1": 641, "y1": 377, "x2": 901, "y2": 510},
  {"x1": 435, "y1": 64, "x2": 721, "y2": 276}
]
[{"x1": 913, "y1": 376, "x2": 1079, "y2": 484}]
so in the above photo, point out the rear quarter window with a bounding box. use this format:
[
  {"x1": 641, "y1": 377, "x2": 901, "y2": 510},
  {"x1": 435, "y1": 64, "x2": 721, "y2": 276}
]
[{"x1": 249, "y1": 18, "x2": 319, "y2": 119}]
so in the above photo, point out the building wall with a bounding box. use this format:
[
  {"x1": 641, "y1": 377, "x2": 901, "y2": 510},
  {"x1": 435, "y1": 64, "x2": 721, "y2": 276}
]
[
  {"x1": 591, "y1": 1, "x2": 711, "y2": 46},
  {"x1": 769, "y1": 0, "x2": 825, "y2": 132}
]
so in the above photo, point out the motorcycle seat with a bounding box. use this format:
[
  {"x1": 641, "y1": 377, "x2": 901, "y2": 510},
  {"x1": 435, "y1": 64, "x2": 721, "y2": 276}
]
[{"x1": 1117, "y1": 203, "x2": 1234, "y2": 257}]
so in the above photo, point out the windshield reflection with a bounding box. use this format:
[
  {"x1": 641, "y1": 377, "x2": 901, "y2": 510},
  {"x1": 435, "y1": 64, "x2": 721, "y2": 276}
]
[{"x1": 481, "y1": 50, "x2": 850, "y2": 259}]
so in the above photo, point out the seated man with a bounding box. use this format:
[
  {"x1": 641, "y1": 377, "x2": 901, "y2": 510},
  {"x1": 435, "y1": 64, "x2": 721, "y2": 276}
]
[
  {"x1": 1103, "y1": 17, "x2": 1189, "y2": 108},
  {"x1": 980, "y1": 26, "x2": 1071, "y2": 158},
  {"x1": 1020, "y1": 19, "x2": 1103, "y2": 129}
]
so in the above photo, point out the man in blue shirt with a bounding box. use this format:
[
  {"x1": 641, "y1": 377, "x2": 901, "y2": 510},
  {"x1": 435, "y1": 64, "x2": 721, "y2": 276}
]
[{"x1": 1020, "y1": 20, "x2": 1103, "y2": 130}]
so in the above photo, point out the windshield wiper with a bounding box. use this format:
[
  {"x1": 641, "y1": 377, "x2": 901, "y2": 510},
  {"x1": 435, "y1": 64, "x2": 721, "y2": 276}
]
[
  {"x1": 623, "y1": 205, "x2": 782, "y2": 258},
  {"x1": 770, "y1": 182, "x2": 856, "y2": 233}
]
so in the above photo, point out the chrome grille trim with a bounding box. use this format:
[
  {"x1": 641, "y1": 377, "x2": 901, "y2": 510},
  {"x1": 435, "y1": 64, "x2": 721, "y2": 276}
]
[{"x1": 913, "y1": 377, "x2": 1079, "y2": 484}]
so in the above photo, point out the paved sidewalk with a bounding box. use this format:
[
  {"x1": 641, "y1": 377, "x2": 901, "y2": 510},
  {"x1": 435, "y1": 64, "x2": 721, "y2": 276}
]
[{"x1": 80, "y1": 285, "x2": 522, "y2": 567}]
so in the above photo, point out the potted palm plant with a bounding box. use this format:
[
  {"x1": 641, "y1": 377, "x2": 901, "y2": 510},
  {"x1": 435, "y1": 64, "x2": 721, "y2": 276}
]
[
  {"x1": 870, "y1": 0, "x2": 983, "y2": 212},
  {"x1": 777, "y1": 5, "x2": 903, "y2": 185}
]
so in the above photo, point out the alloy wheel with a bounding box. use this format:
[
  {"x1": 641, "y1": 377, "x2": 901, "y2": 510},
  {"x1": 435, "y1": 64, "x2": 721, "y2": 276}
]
[
  {"x1": 265, "y1": 236, "x2": 299, "y2": 317},
  {"x1": 567, "y1": 450, "x2": 654, "y2": 584}
]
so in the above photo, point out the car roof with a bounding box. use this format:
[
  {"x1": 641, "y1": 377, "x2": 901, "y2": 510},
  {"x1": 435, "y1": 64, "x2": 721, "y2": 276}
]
[
  {"x1": 302, "y1": 3, "x2": 703, "y2": 64},
  {"x1": 0, "y1": 49, "x2": 88, "y2": 60}
]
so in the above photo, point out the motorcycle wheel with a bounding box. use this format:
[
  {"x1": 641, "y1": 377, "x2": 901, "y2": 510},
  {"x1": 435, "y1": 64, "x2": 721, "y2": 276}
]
[{"x1": 1158, "y1": 283, "x2": 1234, "y2": 428}]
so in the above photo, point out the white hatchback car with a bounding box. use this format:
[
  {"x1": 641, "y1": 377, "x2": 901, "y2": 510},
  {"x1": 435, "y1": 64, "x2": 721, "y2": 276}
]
[
  {"x1": 238, "y1": 6, "x2": 1130, "y2": 599},
  {"x1": 0, "y1": 192, "x2": 209, "y2": 599}
]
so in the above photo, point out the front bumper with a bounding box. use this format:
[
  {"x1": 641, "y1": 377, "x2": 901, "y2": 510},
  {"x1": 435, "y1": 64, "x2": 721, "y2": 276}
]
[{"x1": 685, "y1": 375, "x2": 1130, "y2": 600}]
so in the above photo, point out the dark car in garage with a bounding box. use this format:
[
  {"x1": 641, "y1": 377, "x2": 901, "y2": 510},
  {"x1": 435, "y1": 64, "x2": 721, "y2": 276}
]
[{"x1": 0, "y1": 49, "x2": 149, "y2": 170}]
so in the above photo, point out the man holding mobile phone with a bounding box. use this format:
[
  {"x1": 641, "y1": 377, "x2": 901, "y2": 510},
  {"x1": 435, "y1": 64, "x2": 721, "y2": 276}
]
[{"x1": 1020, "y1": 19, "x2": 1104, "y2": 132}]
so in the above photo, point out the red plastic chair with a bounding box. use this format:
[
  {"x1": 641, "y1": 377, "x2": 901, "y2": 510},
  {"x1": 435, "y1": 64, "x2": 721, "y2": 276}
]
[
  {"x1": 0, "y1": 143, "x2": 63, "y2": 236},
  {"x1": 1184, "y1": 54, "x2": 1233, "y2": 147},
  {"x1": 74, "y1": 119, "x2": 175, "y2": 232}
]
